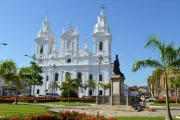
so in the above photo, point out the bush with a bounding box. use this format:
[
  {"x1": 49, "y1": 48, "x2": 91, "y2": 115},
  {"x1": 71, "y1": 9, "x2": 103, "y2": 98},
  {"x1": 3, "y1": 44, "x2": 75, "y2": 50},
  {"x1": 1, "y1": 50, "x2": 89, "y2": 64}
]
[
  {"x1": 57, "y1": 98, "x2": 96, "y2": 102},
  {"x1": 61, "y1": 90, "x2": 78, "y2": 98},
  {"x1": 0, "y1": 97, "x2": 96, "y2": 103},
  {"x1": 154, "y1": 98, "x2": 180, "y2": 103}
]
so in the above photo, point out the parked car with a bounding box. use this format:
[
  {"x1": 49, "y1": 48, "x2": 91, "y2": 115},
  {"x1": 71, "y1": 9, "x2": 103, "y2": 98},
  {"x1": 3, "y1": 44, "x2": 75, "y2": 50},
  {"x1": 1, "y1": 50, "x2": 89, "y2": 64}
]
[
  {"x1": 38, "y1": 95, "x2": 46, "y2": 98},
  {"x1": 27, "y1": 94, "x2": 33, "y2": 97},
  {"x1": 146, "y1": 96, "x2": 157, "y2": 102},
  {"x1": 46, "y1": 93, "x2": 60, "y2": 98}
]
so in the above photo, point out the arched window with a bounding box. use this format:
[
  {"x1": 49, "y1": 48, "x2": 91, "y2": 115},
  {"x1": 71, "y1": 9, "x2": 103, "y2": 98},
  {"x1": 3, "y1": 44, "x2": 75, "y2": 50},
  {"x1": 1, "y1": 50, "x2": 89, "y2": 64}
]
[
  {"x1": 99, "y1": 41, "x2": 103, "y2": 51},
  {"x1": 40, "y1": 46, "x2": 43, "y2": 54},
  {"x1": 55, "y1": 73, "x2": 59, "y2": 81},
  {"x1": 77, "y1": 72, "x2": 82, "y2": 80}
]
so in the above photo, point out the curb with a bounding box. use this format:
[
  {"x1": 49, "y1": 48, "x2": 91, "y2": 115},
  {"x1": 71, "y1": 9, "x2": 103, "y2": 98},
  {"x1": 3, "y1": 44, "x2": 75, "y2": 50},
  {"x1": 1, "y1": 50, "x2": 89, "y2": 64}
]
[{"x1": 176, "y1": 116, "x2": 180, "y2": 119}]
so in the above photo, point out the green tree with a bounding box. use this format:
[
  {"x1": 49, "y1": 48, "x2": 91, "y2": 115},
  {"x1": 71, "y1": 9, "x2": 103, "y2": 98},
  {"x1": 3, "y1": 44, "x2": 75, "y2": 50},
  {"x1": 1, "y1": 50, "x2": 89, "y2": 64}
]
[
  {"x1": 24, "y1": 61, "x2": 43, "y2": 97},
  {"x1": 61, "y1": 73, "x2": 75, "y2": 103},
  {"x1": 0, "y1": 59, "x2": 25, "y2": 105},
  {"x1": 48, "y1": 81, "x2": 61, "y2": 98},
  {"x1": 132, "y1": 35, "x2": 180, "y2": 120},
  {"x1": 148, "y1": 69, "x2": 163, "y2": 97},
  {"x1": 86, "y1": 79, "x2": 96, "y2": 97},
  {"x1": 98, "y1": 82, "x2": 111, "y2": 103},
  {"x1": 171, "y1": 78, "x2": 180, "y2": 104},
  {"x1": 72, "y1": 78, "x2": 84, "y2": 95}
]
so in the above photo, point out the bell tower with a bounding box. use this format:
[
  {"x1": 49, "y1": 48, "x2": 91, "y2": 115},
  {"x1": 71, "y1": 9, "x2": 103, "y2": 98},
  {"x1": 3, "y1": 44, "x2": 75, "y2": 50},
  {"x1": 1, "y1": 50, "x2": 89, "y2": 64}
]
[
  {"x1": 35, "y1": 13, "x2": 55, "y2": 58},
  {"x1": 92, "y1": 6, "x2": 112, "y2": 61}
]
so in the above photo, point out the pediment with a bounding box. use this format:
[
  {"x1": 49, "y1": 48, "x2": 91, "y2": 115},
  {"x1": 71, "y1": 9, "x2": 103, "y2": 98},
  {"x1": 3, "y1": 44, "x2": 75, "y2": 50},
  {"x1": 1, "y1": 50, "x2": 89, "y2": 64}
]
[{"x1": 61, "y1": 30, "x2": 78, "y2": 37}]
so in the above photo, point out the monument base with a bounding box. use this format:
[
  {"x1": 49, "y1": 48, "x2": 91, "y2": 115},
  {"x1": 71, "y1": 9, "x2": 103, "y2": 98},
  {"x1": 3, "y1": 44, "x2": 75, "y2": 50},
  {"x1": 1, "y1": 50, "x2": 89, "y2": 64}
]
[
  {"x1": 111, "y1": 95, "x2": 126, "y2": 105},
  {"x1": 111, "y1": 75, "x2": 125, "y2": 105}
]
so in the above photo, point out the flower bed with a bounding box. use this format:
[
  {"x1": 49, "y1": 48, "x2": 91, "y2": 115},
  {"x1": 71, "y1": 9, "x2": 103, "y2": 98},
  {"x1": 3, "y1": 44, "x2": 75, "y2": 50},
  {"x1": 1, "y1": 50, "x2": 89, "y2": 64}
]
[
  {"x1": 57, "y1": 98, "x2": 96, "y2": 102},
  {"x1": 154, "y1": 98, "x2": 180, "y2": 103},
  {"x1": 1, "y1": 111, "x2": 115, "y2": 120},
  {"x1": 0, "y1": 97, "x2": 96, "y2": 103}
]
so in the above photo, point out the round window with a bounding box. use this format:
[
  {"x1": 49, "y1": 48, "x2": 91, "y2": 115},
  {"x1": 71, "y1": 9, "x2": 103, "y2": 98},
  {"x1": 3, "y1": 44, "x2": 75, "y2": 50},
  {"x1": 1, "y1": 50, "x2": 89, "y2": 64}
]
[{"x1": 67, "y1": 59, "x2": 71, "y2": 63}]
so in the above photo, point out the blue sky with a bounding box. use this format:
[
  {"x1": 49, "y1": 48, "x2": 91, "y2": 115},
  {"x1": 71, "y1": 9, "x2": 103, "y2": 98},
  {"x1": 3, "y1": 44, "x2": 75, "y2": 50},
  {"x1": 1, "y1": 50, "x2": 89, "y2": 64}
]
[{"x1": 0, "y1": 0, "x2": 180, "y2": 86}]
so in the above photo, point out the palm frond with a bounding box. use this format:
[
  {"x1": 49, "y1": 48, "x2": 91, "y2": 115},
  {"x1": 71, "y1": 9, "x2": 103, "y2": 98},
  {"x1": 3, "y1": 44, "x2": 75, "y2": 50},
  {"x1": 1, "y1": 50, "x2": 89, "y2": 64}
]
[
  {"x1": 132, "y1": 59, "x2": 163, "y2": 72},
  {"x1": 144, "y1": 35, "x2": 163, "y2": 52},
  {"x1": 169, "y1": 59, "x2": 180, "y2": 69}
]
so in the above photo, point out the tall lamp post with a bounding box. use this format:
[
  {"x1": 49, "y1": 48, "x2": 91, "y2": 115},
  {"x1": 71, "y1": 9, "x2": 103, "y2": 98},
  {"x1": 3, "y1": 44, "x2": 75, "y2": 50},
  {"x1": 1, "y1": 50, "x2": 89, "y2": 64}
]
[
  {"x1": 0, "y1": 43, "x2": 7, "y2": 64},
  {"x1": 50, "y1": 64, "x2": 56, "y2": 98},
  {"x1": 96, "y1": 56, "x2": 103, "y2": 105},
  {"x1": 24, "y1": 54, "x2": 36, "y2": 96}
]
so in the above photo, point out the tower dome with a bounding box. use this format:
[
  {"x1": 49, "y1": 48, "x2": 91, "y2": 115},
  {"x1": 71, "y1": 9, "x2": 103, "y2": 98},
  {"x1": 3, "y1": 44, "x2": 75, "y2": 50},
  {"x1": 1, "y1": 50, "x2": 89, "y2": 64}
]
[
  {"x1": 94, "y1": 9, "x2": 110, "y2": 33},
  {"x1": 37, "y1": 15, "x2": 54, "y2": 42}
]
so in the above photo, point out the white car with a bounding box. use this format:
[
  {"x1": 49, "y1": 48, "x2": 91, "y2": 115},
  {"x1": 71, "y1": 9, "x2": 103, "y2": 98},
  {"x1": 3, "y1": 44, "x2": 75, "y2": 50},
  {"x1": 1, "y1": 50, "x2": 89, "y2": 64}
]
[
  {"x1": 46, "y1": 93, "x2": 60, "y2": 98},
  {"x1": 146, "y1": 97, "x2": 157, "y2": 102}
]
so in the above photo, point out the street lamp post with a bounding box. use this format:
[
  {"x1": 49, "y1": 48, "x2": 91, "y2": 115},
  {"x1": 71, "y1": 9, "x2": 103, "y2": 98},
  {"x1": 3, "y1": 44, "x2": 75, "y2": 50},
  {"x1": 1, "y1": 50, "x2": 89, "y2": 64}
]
[
  {"x1": 24, "y1": 54, "x2": 36, "y2": 96},
  {"x1": 52, "y1": 64, "x2": 56, "y2": 99},
  {"x1": 96, "y1": 56, "x2": 103, "y2": 105}
]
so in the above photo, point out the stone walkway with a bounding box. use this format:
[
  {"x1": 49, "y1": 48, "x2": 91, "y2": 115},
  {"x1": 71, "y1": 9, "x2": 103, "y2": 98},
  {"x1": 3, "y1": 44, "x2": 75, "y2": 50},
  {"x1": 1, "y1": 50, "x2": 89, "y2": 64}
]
[
  {"x1": 48, "y1": 105, "x2": 180, "y2": 118},
  {"x1": 16, "y1": 102, "x2": 180, "y2": 118}
]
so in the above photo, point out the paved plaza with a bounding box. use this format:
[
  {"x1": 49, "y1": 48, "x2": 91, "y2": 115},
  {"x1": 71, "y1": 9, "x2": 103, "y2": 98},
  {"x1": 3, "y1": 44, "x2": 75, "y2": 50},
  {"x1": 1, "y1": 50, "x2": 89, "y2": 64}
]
[{"x1": 18, "y1": 102, "x2": 180, "y2": 118}]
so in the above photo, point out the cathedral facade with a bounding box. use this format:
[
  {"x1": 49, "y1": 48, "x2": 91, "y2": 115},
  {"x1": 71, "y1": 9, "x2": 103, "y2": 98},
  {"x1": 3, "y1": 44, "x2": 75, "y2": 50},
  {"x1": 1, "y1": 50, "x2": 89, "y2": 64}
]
[{"x1": 34, "y1": 9, "x2": 113, "y2": 97}]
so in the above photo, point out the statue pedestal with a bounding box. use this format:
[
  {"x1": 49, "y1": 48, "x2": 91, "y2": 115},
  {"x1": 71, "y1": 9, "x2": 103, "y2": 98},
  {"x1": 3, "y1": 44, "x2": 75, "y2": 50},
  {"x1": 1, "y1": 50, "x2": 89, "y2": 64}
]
[{"x1": 111, "y1": 75, "x2": 125, "y2": 105}]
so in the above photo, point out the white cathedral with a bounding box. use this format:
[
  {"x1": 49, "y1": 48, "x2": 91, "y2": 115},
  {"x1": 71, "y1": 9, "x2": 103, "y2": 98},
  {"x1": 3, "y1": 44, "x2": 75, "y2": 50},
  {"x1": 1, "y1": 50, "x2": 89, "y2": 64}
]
[{"x1": 33, "y1": 9, "x2": 113, "y2": 97}]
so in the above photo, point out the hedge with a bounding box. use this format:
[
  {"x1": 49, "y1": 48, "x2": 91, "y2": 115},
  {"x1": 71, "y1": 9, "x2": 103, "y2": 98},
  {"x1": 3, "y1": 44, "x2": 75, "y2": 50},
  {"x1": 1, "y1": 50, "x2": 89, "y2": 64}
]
[
  {"x1": 0, "y1": 97, "x2": 96, "y2": 103},
  {"x1": 154, "y1": 98, "x2": 180, "y2": 103},
  {"x1": 0, "y1": 111, "x2": 116, "y2": 120}
]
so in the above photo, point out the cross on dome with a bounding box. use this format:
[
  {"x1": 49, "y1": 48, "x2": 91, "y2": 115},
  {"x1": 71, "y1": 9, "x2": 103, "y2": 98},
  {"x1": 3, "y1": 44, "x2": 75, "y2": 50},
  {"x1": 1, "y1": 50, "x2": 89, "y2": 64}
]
[{"x1": 100, "y1": 5, "x2": 105, "y2": 16}]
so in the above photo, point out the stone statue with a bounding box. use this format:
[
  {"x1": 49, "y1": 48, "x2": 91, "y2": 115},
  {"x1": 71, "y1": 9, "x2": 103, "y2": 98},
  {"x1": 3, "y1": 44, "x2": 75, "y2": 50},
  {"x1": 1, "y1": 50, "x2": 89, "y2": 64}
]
[{"x1": 113, "y1": 54, "x2": 124, "y2": 77}]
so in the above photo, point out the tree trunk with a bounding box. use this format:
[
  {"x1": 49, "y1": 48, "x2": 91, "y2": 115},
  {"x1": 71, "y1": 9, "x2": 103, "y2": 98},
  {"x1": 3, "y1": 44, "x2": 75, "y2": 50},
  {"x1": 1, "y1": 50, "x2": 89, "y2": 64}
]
[
  {"x1": 176, "y1": 88, "x2": 178, "y2": 104},
  {"x1": 53, "y1": 87, "x2": 55, "y2": 99},
  {"x1": 165, "y1": 72, "x2": 173, "y2": 120},
  {"x1": 29, "y1": 86, "x2": 31, "y2": 96},
  {"x1": 10, "y1": 88, "x2": 12, "y2": 96},
  {"x1": 33, "y1": 85, "x2": 35, "y2": 99},
  {"x1": 2, "y1": 89, "x2": 4, "y2": 96},
  {"x1": 103, "y1": 88, "x2": 105, "y2": 104},
  {"x1": 68, "y1": 87, "x2": 70, "y2": 103},
  {"x1": 15, "y1": 89, "x2": 17, "y2": 105},
  {"x1": 90, "y1": 87, "x2": 92, "y2": 98}
]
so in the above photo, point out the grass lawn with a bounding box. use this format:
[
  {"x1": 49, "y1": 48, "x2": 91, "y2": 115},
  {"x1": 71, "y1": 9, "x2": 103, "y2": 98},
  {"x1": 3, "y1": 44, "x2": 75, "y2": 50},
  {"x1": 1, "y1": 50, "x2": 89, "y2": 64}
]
[
  {"x1": 0, "y1": 103, "x2": 57, "y2": 117},
  {"x1": 116, "y1": 117, "x2": 178, "y2": 120},
  {"x1": 150, "y1": 103, "x2": 180, "y2": 107},
  {"x1": 45, "y1": 102, "x2": 94, "y2": 106}
]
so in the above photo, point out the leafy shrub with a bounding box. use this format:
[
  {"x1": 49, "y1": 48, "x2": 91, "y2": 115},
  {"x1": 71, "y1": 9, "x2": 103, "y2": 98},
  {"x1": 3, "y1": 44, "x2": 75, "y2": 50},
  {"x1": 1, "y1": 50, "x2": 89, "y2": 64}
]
[
  {"x1": 0, "y1": 97, "x2": 95, "y2": 103},
  {"x1": 61, "y1": 90, "x2": 78, "y2": 98}
]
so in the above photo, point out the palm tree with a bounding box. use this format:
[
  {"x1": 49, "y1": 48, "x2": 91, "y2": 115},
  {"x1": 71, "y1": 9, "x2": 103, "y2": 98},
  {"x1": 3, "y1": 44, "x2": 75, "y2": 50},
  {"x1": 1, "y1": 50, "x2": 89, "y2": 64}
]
[
  {"x1": 72, "y1": 78, "x2": 84, "y2": 95},
  {"x1": 61, "y1": 73, "x2": 75, "y2": 103},
  {"x1": 86, "y1": 78, "x2": 96, "y2": 97},
  {"x1": 132, "y1": 35, "x2": 180, "y2": 120},
  {"x1": 18, "y1": 67, "x2": 32, "y2": 96},
  {"x1": 49, "y1": 81, "x2": 61, "y2": 98},
  {"x1": 98, "y1": 82, "x2": 111, "y2": 103},
  {"x1": 171, "y1": 78, "x2": 180, "y2": 104},
  {"x1": 0, "y1": 59, "x2": 22, "y2": 105},
  {"x1": 24, "y1": 61, "x2": 43, "y2": 97},
  {"x1": 148, "y1": 69, "x2": 163, "y2": 97}
]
